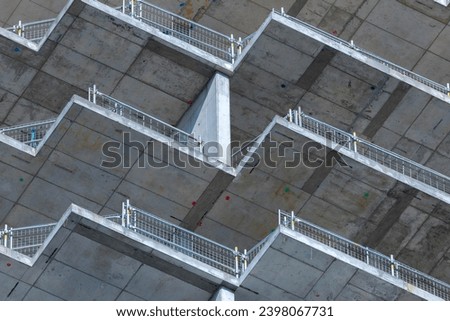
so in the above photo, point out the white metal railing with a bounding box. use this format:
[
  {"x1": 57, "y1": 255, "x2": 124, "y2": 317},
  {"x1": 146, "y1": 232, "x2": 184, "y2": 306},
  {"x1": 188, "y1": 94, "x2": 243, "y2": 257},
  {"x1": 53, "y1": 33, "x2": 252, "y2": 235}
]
[
  {"x1": 279, "y1": 210, "x2": 450, "y2": 301},
  {"x1": 1, "y1": 223, "x2": 57, "y2": 257},
  {"x1": 88, "y1": 85, "x2": 201, "y2": 149},
  {"x1": 0, "y1": 119, "x2": 56, "y2": 147},
  {"x1": 6, "y1": 18, "x2": 55, "y2": 43},
  {"x1": 113, "y1": 200, "x2": 247, "y2": 276},
  {"x1": 231, "y1": 135, "x2": 262, "y2": 168},
  {"x1": 276, "y1": 9, "x2": 450, "y2": 97},
  {"x1": 286, "y1": 108, "x2": 450, "y2": 196},
  {"x1": 118, "y1": 0, "x2": 251, "y2": 63}
]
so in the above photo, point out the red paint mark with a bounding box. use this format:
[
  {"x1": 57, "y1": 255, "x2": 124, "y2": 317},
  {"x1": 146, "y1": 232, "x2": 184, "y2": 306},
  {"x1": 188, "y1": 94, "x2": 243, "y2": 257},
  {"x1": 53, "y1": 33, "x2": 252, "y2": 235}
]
[
  {"x1": 187, "y1": 100, "x2": 193, "y2": 105},
  {"x1": 332, "y1": 30, "x2": 338, "y2": 35},
  {"x1": 6, "y1": 262, "x2": 11, "y2": 267},
  {"x1": 197, "y1": 221, "x2": 203, "y2": 227},
  {"x1": 225, "y1": 196, "x2": 231, "y2": 201},
  {"x1": 192, "y1": 201, "x2": 197, "y2": 206}
]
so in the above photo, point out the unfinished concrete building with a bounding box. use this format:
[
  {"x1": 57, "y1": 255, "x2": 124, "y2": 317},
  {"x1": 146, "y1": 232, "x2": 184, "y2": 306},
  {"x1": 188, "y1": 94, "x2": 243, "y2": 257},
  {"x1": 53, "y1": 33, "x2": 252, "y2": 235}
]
[{"x1": 0, "y1": 0, "x2": 449, "y2": 301}]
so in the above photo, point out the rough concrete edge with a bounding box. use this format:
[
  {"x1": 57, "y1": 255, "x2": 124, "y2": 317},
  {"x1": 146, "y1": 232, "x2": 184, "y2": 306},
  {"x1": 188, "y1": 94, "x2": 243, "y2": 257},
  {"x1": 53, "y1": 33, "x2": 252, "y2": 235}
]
[
  {"x1": 271, "y1": 13, "x2": 450, "y2": 105},
  {"x1": 280, "y1": 226, "x2": 445, "y2": 301},
  {"x1": 0, "y1": 203, "x2": 239, "y2": 286},
  {"x1": 277, "y1": 117, "x2": 450, "y2": 205}
]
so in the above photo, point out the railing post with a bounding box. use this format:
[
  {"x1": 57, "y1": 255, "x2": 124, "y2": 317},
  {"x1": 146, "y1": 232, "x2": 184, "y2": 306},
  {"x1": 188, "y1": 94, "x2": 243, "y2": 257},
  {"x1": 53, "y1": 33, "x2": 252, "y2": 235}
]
[
  {"x1": 2, "y1": 225, "x2": 9, "y2": 247},
  {"x1": 281, "y1": 7, "x2": 285, "y2": 15},
  {"x1": 122, "y1": 0, "x2": 126, "y2": 14},
  {"x1": 390, "y1": 254, "x2": 395, "y2": 277},
  {"x1": 234, "y1": 246, "x2": 239, "y2": 278},
  {"x1": 278, "y1": 209, "x2": 281, "y2": 226},
  {"x1": 291, "y1": 211, "x2": 295, "y2": 230},
  {"x1": 447, "y1": 83, "x2": 450, "y2": 97},
  {"x1": 237, "y1": 37, "x2": 243, "y2": 56},
  {"x1": 230, "y1": 34, "x2": 235, "y2": 64},
  {"x1": 288, "y1": 109, "x2": 293, "y2": 123},
  {"x1": 366, "y1": 247, "x2": 369, "y2": 265},
  {"x1": 298, "y1": 106, "x2": 302, "y2": 127},
  {"x1": 16, "y1": 20, "x2": 23, "y2": 37},
  {"x1": 243, "y1": 249, "x2": 248, "y2": 271},
  {"x1": 131, "y1": 0, "x2": 135, "y2": 17},
  {"x1": 353, "y1": 132, "x2": 357, "y2": 153}
]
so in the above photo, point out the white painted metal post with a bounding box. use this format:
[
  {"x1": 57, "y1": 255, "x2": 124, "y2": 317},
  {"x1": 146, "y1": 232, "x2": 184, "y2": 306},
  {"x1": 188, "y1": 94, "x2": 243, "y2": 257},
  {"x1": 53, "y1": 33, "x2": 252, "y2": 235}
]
[
  {"x1": 2, "y1": 225, "x2": 8, "y2": 247},
  {"x1": 288, "y1": 109, "x2": 293, "y2": 123},
  {"x1": 234, "y1": 246, "x2": 239, "y2": 277},
  {"x1": 243, "y1": 249, "x2": 248, "y2": 271},
  {"x1": 447, "y1": 83, "x2": 450, "y2": 97},
  {"x1": 291, "y1": 211, "x2": 295, "y2": 230},
  {"x1": 278, "y1": 209, "x2": 281, "y2": 226},
  {"x1": 366, "y1": 247, "x2": 369, "y2": 264},
  {"x1": 131, "y1": 0, "x2": 135, "y2": 17},
  {"x1": 121, "y1": 201, "x2": 126, "y2": 227},
  {"x1": 122, "y1": 0, "x2": 126, "y2": 14},
  {"x1": 281, "y1": 7, "x2": 285, "y2": 15},
  {"x1": 126, "y1": 199, "x2": 131, "y2": 228},
  {"x1": 390, "y1": 254, "x2": 395, "y2": 276},
  {"x1": 230, "y1": 34, "x2": 235, "y2": 64},
  {"x1": 92, "y1": 84, "x2": 97, "y2": 104},
  {"x1": 298, "y1": 106, "x2": 302, "y2": 127},
  {"x1": 353, "y1": 132, "x2": 357, "y2": 153}
]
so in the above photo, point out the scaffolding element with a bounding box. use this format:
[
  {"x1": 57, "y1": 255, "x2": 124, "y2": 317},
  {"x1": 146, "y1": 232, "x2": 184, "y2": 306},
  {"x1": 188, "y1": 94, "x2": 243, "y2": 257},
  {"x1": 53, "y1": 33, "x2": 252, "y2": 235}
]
[
  {"x1": 119, "y1": 0, "x2": 251, "y2": 63},
  {"x1": 88, "y1": 85, "x2": 201, "y2": 148},
  {"x1": 6, "y1": 19, "x2": 55, "y2": 43},
  {"x1": 0, "y1": 223, "x2": 56, "y2": 257},
  {"x1": 276, "y1": 10, "x2": 450, "y2": 97},
  {"x1": 286, "y1": 109, "x2": 450, "y2": 197},
  {"x1": 0, "y1": 119, "x2": 56, "y2": 147},
  {"x1": 279, "y1": 210, "x2": 450, "y2": 301}
]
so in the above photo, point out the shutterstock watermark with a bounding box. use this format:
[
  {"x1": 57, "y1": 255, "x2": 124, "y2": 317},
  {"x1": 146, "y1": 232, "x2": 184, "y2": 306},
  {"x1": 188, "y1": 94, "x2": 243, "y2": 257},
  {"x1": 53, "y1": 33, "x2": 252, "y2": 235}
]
[{"x1": 101, "y1": 132, "x2": 348, "y2": 169}]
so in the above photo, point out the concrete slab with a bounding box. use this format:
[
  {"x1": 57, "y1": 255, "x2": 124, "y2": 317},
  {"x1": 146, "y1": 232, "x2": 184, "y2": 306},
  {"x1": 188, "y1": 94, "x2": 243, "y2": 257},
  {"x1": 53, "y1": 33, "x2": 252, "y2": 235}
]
[
  {"x1": 246, "y1": 34, "x2": 315, "y2": 83},
  {"x1": 18, "y1": 177, "x2": 102, "y2": 220},
  {"x1": 23, "y1": 287, "x2": 63, "y2": 301},
  {"x1": 405, "y1": 97, "x2": 450, "y2": 150},
  {"x1": 116, "y1": 291, "x2": 144, "y2": 301},
  {"x1": 128, "y1": 48, "x2": 209, "y2": 102},
  {"x1": 383, "y1": 88, "x2": 431, "y2": 136},
  {"x1": 349, "y1": 270, "x2": 404, "y2": 300},
  {"x1": 111, "y1": 75, "x2": 189, "y2": 126},
  {"x1": 272, "y1": 234, "x2": 334, "y2": 271},
  {"x1": 0, "y1": 272, "x2": 30, "y2": 300},
  {"x1": 431, "y1": 249, "x2": 450, "y2": 283},
  {"x1": 335, "y1": 0, "x2": 366, "y2": 15},
  {"x1": 367, "y1": 0, "x2": 444, "y2": 49},
  {"x1": 397, "y1": 0, "x2": 450, "y2": 24},
  {"x1": 335, "y1": 283, "x2": 381, "y2": 300},
  {"x1": 3, "y1": 204, "x2": 54, "y2": 227},
  {"x1": 414, "y1": 51, "x2": 450, "y2": 83},
  {"x1": 398, "y1": 216, "x2": 450, "y2": 274},
  {"x1": 318, "y1": 6, "x2": 352, "y2": 36},
  {"x1": 429, "y1": 26, "x2": 450, "y2": 62},
  {"x1": 35, "y1": 260, "x2": 121, "y2": 300},
  {"x1": 0, "y1": 197, "x2": 14, "y2": 223},
  {"x1": 0, "y1": 89, "x2": 18, "y2": 123},
  {"x1": 352, "y1": 22, "x2": 424, "y2": 69},
  {"x1": 296, "y1": 0, "x2": 332, "y2": 26},
  {"x1": 376, "y1": 206, "x2": 429, "y2": 256},
  {"x1": 42, "y1": 44, "x2": 123, "y2": 92},
  {"x1": 426, "y1": 152, "x2": 450, "y2": 177},
  {"x1": 392, "y1": 137, "x2": 433, "y2": 164},
  {"x1": 5, "y1": 0, "x2": 57, "y2": 27},
  {"x1": 60, "y1": 17, "x2": 143, "y2": 73},
  {"x1": 4, "y1": 98, "x2": 56, "y2": 125},
  {"x1": 125, "y1": 264, "x2": 212, "y2": 300},
  {"x1": 55, "y1": 233, "x2": 141, "y2": 288},
  {"x1": 237, "y1": 274, "x2": 303, "y2": 300},
  {"x1": 205, "y1": 0, "x2": 269, "y2": 34},
  {"x1": 0, "y1": 53, "x2": 37, "y2": 96},
  {"x1": 0, "y1": 160, "x2": 33, "y2": 202},
  {"x1": 305, "y1": 259, "x2": 357, "y2": 301},
  {"x1": 250, "y1": 247, "x2": 324, "y2": 298},
  {"x1": 37, "y1": 150, "x2": 121, "y2": 204}
]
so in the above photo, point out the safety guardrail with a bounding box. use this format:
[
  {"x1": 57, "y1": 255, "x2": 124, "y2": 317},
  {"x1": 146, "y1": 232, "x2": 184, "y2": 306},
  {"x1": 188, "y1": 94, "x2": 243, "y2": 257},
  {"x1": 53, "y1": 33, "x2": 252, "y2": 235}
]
[
  {"x1": 1, "y1": 223, "x2": 57, "y2": 257},
  {"x1": 116, "y1": 200, "x2": 246, "y2": 276},
  {"x1": 279, "y1": 210, "x2": 450, "y2": 300},
  {"x1": 6, "y1": 18, "x2": 55, "y2": 43},
  {"x1": 275, "y1": 9, "x2": 450, "y2": 96},
  {"x1": 0, "y1": 119, "x2": 56, "y2": 147},
  {"x1": 119, "y1": 0, "x2": 251, "y2": 63},
  {"x1": 287, "y1": 108, "x2": 450, "y2": 196},
  {"x1": 88, "y1": 85, "x2": 201, "y2": 148}
]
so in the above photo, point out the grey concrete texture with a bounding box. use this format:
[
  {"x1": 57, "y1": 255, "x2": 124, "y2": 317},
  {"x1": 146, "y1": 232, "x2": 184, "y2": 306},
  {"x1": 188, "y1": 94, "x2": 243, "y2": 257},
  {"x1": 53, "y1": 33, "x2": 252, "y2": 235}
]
[{"x1": 1, "y1": 0, "x2": 450, "y2": 300}]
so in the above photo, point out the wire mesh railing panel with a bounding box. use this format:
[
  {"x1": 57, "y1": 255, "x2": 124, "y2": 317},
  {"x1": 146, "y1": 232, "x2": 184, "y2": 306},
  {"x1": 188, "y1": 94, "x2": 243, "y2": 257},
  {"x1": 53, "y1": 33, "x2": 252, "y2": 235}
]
[
  {"x1": 89, "y1": 88, "x2": 200, "y2": 148},
  {"x1": 0, "y1": 119, "x2": 56, "y2": 147},
  {"x1": 279, "y1": 210, "x2": 450, "y2": 300},
  {"x1": 7, "y1": 224, "x2": 57, "y2": 257},
  {"x1": 276, "y1": 11, "x2": 450, "y2": 96},
  {"x1": 6, "y1": 19, "x2": 55, "y2": 43}
]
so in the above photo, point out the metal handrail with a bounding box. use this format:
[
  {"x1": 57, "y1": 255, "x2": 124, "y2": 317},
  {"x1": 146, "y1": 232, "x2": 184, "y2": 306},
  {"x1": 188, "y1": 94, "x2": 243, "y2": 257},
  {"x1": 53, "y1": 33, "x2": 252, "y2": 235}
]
[
  {"x1": 279, "y1": 210, "x2": 450, "y2": 301},
  {"x1": 6, "y1": 18, "x2": 55, "y2": 43},
  {"x1": 88, "y1": 85, "x2": 201, "y2": 148},
  {"x1": 119, "y1": 0, "x2": 251, "y2": 63},
  {"x1": 275, "y1": 10, "x2": 450, "y2": 96},
  {"x1": 0, "y1": 119, "x2": 56, "y2": 147},
  {"x1": 1, "y1": 223, "x2": 57, "y2": 257},
  {"x1": 287, "y1": 108, "x2": 450, "y2": 195},
  {"x1": 115, "y1": 200, "x2": 245, "y2": 276}
]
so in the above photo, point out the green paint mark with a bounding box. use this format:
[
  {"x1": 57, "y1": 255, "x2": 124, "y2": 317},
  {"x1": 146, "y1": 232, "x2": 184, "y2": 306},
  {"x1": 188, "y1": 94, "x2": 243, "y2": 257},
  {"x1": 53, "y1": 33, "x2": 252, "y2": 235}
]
[
  {"x1": 19, "y1": 178, "x2": 24, "y2": 182},
  {"x1": 284, "y1": 186, "x2": 290, "y2": 193},
  {"x1": 363, "y1": 192, "x2": 369, "y2": 199}
]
